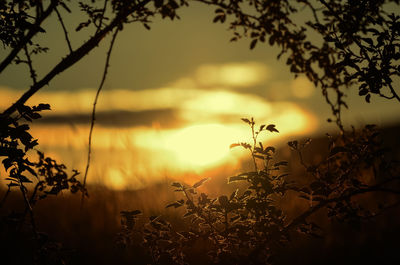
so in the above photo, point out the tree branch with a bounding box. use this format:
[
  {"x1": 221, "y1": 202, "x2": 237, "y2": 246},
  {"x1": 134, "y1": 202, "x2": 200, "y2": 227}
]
[
  {"x1": 1, "y1": 0, "x2": 151, "y2": 117},
  {"x1": 285, "y1": 177, "x2": 400, "y2": 232},
  {"x1": 81, "y1": 27, "x2": 120, "y2": 209},
  {"x1": 0, "y1": 0, "x2": 58, "y2": 74},
  {"x1": 96, "y1": 0, "x2": 109, "y2": 34},
  {"x1": 55, "y1": 6, "x2": 73, "y2": 53},
  {"x1": 23, "y1": 45, "x2": 37, "y2": 85}
]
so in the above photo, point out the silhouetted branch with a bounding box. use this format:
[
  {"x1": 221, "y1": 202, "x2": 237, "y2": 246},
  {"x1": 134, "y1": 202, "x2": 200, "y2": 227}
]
[
  {"x1": 96, "y1": 0, "x2": 109, "y2": 34},
  {"x1": 285, "y1": 177, "x2": 400, "y2": 232},
  {"x1": 55, "y1": 7, "x2": 73, "y2": 53},
  {"x1": 81, "y1": 27, "x2": 120, "y2": 209},
  {"x1": 388, "y1": 83, "x2": 400, "y2": 102},
  {"x1": 0, "y1": 0, "x2": 58, "y2": 74},
  {"x1": 2, "y1": 0, "x2": 151, "y2": 118},
  {"x1": 319, "y1": 0, "x2": 400, "y2": 103},
  {"x1": 23, "y1": 45, "x2": 37, "y2": 85},
  {"x1": 362, "y1": 200, "x2": 400, "y2": 220}
]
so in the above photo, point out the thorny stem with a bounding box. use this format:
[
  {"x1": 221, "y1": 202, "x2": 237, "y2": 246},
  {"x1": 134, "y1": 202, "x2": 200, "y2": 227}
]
[
  {"x1": 55, "y1": 7, "x2": 73, "y2": 53},
  {"x1": 23, "y1": 45, "x2": 37, "y2": 85},
  {"x1": 81, "y1": 28, "x2": 120, "y2": 209},
  {"x1": 96, "y1": 0, "x2": 109, "y2": 34}
]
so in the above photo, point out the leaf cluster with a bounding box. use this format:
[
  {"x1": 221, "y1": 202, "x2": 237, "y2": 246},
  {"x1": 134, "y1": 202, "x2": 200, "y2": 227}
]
[
  {"x1": 118, "y1": 118, "x2": 400, "y2": 264},
  {"x1": 0, "y1": 103, "x2": 86, "y2": 263},
  {"x1": 201, "y1": 0, "x2": 400, "y2": 129},
  {"x1": 1, "y1": 103, "x2": 85, "y2": 199},
  {"x1": 288, "y1": 124, "x2": 400, "y2": 230},
  {"x1": 118, "y1": 119, "x2": 293, "y2": 264}
]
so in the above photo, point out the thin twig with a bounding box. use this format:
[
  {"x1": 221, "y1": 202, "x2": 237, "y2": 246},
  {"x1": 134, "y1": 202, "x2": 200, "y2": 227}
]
[
  {"x1": 55, "y1": 7, "x2": 73, "y2": 53},
  {"x1": 23, "y1": 45, "x2": 37, "y2": 85},
  {"x1": 96, "y1": 0, "x2": 109, "y2": 34},
  {"x1": 81, "y1": 28, "x2": 120, "y2": 209},
  {"x1": 2, "y1": 0, "x2": 151, "y2": 117},
  {"x1": 319, "y1": 0, "x2": 400, "y2": 103},
  {"x1": 0, "y1": 0, "x2": 58, "y2": 74},
  {"x1": 284, "y1": 177, "x2": 400, "y2": 232}
]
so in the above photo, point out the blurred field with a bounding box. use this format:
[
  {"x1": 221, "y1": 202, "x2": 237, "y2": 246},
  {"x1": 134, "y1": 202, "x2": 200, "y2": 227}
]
[{"x1": 1, "y1": 124, "x2": 400, "y2": 265}]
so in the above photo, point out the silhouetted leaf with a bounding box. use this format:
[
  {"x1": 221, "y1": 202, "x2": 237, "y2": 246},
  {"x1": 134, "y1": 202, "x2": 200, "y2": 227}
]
[
  {"x1": 266, "y1": 124, "x2": 279, "y2": 133},
  {"x1": 241, "y1": 118, "x2": 251, "y2": 124},
  {"x1": 193, "y1": 177, "x2": 209, "y2": 188},
  {"x1": 228, "y1": 175, "x2": 247, "y2": 183},
  {"x1": 183, "y1": 211, "x2": 194, "y2": 218},
  {"x1": 230, "y1": 143, "x2": 240, "y2": 149},
  {"x1": 330, "y1": 146, "x2": 348, "y2": 156},
  {"x1": 250, "y1": 39, "x2": 257, "y2": 49},
  {"x1": 171, "y1": 182, "x2": 183, "y2": 188},
  {"x1": 265, "y1": 146, "x2": 275, "y2": 153},
  {"x1": 18, "y1": 175, "x2": 32, "y2": 183},
  {"x1": 288, "y1": 140, "x2": 298, "y2": 150},
  {"x1": 166, "y1": 199, "x2": 184, "y2": 208}
]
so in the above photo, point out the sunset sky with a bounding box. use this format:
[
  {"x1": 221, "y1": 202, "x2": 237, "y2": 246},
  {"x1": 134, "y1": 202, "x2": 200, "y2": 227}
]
[{"x1": 1, "y1": 2, "x2": 399, "y2": 189}]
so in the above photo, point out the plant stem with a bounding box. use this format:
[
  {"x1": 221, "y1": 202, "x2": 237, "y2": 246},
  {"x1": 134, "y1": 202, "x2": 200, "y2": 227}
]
[{"x1": 81, "y1": 28, "x2": 120, "y2": 209}]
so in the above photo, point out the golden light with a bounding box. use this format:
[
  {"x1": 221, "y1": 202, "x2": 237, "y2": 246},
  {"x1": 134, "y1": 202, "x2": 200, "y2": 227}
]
[
  {"x1": 180, "y1": 90, "x2": 272, "y2": 121},
  {"x1": 163, "y1": 124, "x2": 243, "y2": 167},
  {"x1": 195, "y1": 62, "x2": 270, "y2": 87},
  {"x1": 104, "y1": 168, "x2": 128, "y2": 190}
]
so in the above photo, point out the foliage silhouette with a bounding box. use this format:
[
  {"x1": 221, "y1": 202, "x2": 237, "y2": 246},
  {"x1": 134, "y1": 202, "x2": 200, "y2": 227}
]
[
  {"x1": 0, "y1": 103, "x2": 86, "y2": 265},
  {"x1": 1, "y1": 0, "x2": 400, "y2": 264},
  {"x1": 1, "y1": 1, "x2": 399, "y2": 122},
  {"x1": 117, "y1": 118, "x2": 400, "y2": 264}
]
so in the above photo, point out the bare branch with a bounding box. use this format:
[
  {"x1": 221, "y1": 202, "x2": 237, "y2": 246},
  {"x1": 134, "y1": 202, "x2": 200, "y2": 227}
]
[
  {"x1": 81, "y1": 27, "x2": 120, "y2": 209},
  {"x1": 55, "y1": 7, "x2": 73, "y2": 53},
  {"x1": 23, "y1": 45, "x2": 37, "y2": 85},
  {"x1": 96, "y1": 0, "x2": 109, "y2": 34}
]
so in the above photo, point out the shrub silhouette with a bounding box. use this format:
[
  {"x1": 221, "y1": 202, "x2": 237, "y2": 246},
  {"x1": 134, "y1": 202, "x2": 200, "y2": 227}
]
[
  {"x1": 0, "y1": 103, "x2": 86, "y2": 264},
  {"x1": 117, "y1": 118, "x2": 400, "y2": 264},
  {"x1": 1, "y1": 1, "x2": 400, "y2": 264}
]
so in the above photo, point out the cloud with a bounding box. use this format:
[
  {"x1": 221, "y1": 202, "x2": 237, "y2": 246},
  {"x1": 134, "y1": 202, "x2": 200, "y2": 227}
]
[
  {"x1": 195, "y1": 62, "x2": 270, "y2": 88},
  {"x1": 0, "y1": 87, "x2": 200, "y2": 114},
  {"x1": 180, "y1": 90, "x2": 272, "y2": 120},
  {"x1": 0, "y1": 83, "x2": 317, "y2": 133},
  {"x1": 37, "y1": 109, "x2": 182, "y2": 128}
]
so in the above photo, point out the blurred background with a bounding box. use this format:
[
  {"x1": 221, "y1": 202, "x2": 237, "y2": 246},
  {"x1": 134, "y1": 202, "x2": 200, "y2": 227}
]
[{"x1": 1, "y1": 2, "x2": 399, "y2": 189}]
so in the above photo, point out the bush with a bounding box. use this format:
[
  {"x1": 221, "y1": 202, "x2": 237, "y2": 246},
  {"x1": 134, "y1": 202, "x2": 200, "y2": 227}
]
[{"x1": 118, "y1": 118, "x2": 400, "y2": 265}]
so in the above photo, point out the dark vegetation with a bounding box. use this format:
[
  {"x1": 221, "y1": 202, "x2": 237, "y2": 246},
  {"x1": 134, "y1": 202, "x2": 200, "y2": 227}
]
[{"x1": 1, "y1": 0, "x2": 400, "y2": 264}]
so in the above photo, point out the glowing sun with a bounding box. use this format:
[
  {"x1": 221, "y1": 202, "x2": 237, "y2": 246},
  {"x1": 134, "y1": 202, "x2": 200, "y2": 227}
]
[{"x1": 164, "y1": 124, "x2": 240, "y2": 167}]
